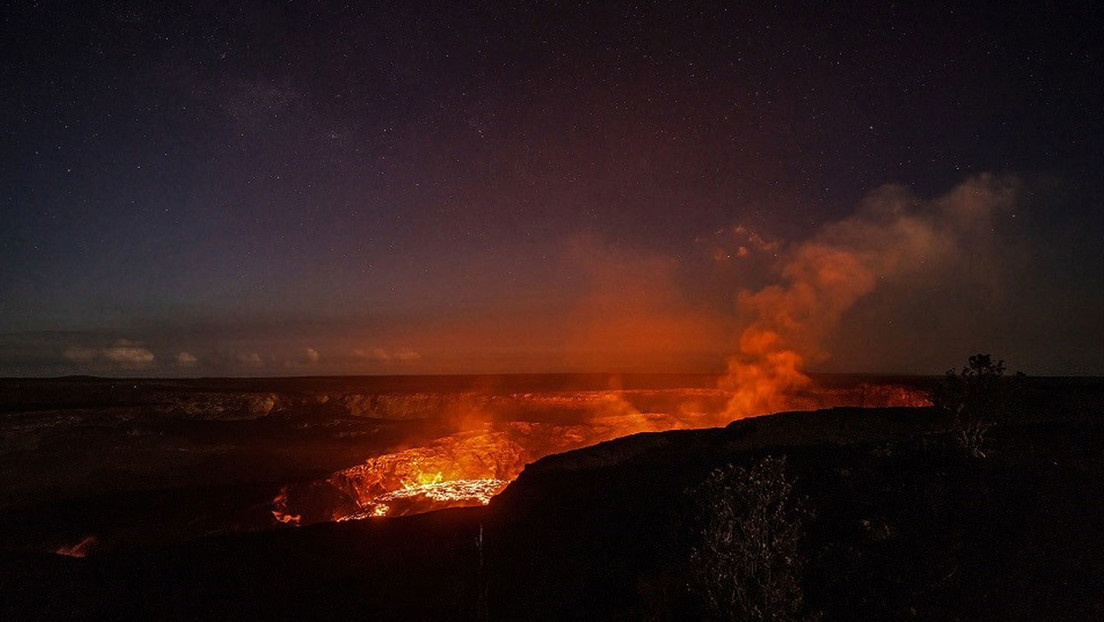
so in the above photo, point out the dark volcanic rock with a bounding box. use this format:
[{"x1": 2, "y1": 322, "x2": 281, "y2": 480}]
[{"x1": 1, "y1": 377, "x2": 1101, "y2": 620}]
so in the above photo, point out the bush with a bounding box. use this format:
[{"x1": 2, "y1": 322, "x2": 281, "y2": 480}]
[
  {"x1": 689, "y1": 455, "x2": 816, "y2": 622},
  {"x1": 931, "y1": 354, "x2": 1024, "y2": 458}
]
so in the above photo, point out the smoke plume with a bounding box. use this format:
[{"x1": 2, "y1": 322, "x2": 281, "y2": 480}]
[{"x1": 722, "y1": 174, "x2": 1020, "y2": 418}]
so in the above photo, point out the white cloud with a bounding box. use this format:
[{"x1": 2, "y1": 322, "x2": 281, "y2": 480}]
[
  {"x1": 102, "y1": 341, "x2": 156, "y2": 368},
  {"x1": 176, "y1": 351, "x2": 198, "y2": 367},
  {"x1": 236, "y1": 352, "x2": 264, "y2": 367},
  {"x1": 63, "y1": 340, "x2": 155, "y2": 369},
  {"x1": 304, "y1": 347, "x2": 320, "y2": 363},
  {"x1": 352, "y1": 347, "x2": 421, "y2": 363}
]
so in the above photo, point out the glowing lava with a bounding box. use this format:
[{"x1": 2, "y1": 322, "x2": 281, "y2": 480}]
[
  {"x1": 272, "y1": 385, "x2": 929, "y2": 524},
  {"x1": 339, "y1": 478, "x2": 509, "y2": 520}
]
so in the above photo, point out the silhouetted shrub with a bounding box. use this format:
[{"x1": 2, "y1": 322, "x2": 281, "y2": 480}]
[
  {"x1": 931, "y1": 354, "x2": 1024, "y2": 458},
  {"x1": 689, "y1": 455, "x2": 816, "y2": 622}
]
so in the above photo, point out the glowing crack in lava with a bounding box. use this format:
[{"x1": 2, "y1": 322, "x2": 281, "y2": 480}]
[
  {"x1": 344, "y1": 478, "x2": 509, "y2": 521},
  {"x1": 272, "y1": 385, "x2": 928, "y2": 524}
]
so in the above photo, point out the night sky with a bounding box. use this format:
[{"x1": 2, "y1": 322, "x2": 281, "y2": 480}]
[{"x1": 2, "y1": 1, "x2": 1101, "y2": 377}]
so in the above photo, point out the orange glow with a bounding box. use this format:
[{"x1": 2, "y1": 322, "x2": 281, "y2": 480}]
[
  {"x1": 267, "y1": 180, "x2": 1022, "y2": 525},
  {"x1": 273, "y1": 385, "x2": 928, "y2": 523},
  {"x1": 342, "y1": 478, "x2": 509, "y2": 520},
  {"x1": 271, "y1": 488, "x2": 302, "y2": 525},
  {"x1": 55, "y1": 535, "x2": 98, "y2": 558},
  {"x1": 324, "y1": 407, "x2": 675, "y2": 519}
]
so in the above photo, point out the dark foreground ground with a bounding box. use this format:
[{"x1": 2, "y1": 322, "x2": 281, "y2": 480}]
[{"x1": 0, "y1": 375, "x2": 1101, "y2": 620}]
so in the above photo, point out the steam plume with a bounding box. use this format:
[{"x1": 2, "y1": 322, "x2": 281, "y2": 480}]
[{"x1": 723, "y1": 174, "x2": 1020, "y2": 418}]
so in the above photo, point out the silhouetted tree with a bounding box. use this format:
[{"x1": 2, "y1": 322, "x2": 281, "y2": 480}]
[
  {"x1": 689, "y1": 455, "x2": 816, "y2": 622},
  {"x1": 931, "y1": 354, "x2": 1024, "y2": 458}
]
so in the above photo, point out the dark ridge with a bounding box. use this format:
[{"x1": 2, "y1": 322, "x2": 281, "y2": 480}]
[{"x1": 1, "y1": 388, "x2": 1100, "y2": 620}]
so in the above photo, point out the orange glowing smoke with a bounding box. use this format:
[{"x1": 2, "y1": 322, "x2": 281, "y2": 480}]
[{"x1": 722, "y1": 175, "x2": 1019, "y2": 419}]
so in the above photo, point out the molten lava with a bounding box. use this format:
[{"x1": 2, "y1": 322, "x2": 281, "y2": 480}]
[
  {"x1": 272, "y1": 384, "x2": 928, "y2": 524},
  {"x1": 340, "y1": 478, "x2": 509, "y2": 520}
]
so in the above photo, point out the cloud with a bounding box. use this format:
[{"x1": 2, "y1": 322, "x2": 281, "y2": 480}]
[
  {"x1": 176, "y1": 351, "x2": 198, "y2": 367},
  {"x1": 305, "y1": 347, "x2": 320, "y2": 363},
  {"x1": 63, "y1": 340, "x2": 156, "y2": 370},
  {"x1": 352, "y1": 347, "x2": 421, "y2": 363},
  {"x1": 101, "y1": 340, "x2": 156, "y2": 368},
  {"x1": 236, "y1": 352, "x2": 264, "y2": 367}
]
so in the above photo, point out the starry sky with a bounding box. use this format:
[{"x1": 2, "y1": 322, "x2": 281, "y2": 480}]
[{"x1": 2, "y1": 0, "x2": 1101, "y2": 377}]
